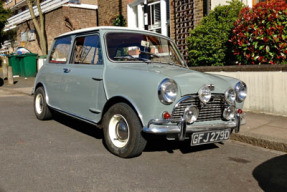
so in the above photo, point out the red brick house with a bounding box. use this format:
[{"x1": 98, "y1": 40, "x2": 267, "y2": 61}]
[
  {"x1": 1, "y1": 0, "x2": 261, "y2": 56},
  {"x1": 97, "y1": 0, "x2": 267, "y2": 60},
  {"x1": 98, "y1": 0, "x2": 211, "y2": 60},
  {"x1": 2, "y1": 0, "x2": 98, "y2": 55}
]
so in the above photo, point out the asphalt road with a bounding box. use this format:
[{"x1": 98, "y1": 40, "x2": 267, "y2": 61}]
[{"x1": 0, "y1": 91, "x2": 286, "y2": 192}]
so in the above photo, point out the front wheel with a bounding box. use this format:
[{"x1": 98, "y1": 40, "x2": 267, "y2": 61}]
[
  {"x1": 103, "y1": 103, "x2": 147, "y2": 158},
  {"x1": 34, "y1": 87, "x2": 52, "y2": 120}
]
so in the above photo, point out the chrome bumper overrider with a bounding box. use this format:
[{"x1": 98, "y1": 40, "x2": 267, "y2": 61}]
[{"x1": 143, "y1": 113, "x2": 244, "y2": 141}]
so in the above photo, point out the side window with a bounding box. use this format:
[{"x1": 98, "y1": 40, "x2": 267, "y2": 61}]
[
  {"x1": 71, "y1": 35, "x2": 103, "y2": 65},
  {"x1": 49, "y1": 36, "x2": 72, "y2": 64}
]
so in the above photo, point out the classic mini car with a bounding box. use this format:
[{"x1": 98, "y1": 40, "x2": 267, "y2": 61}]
[{"x1": 33, "y1": 27, "x2": 247, "y2": 158}]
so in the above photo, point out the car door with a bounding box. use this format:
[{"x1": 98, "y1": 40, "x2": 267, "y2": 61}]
[
  {"x1": 44, "y1": 36, "x2": 73, "y2": 109},
  {"x1": 59, "y1": 34, "x2": 106, "y2": 123}
]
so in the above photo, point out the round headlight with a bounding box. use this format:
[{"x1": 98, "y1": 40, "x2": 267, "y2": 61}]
[
  {"x1": 225, "y1": 88, "x2": 236, "y2": 105},
  {"x1": 158, "y1": 78, "x2": 178, "y2": 105},
  {"x1": 223, "y1": 106, "x2": 236, "y2": 120},
  {"x1": 235, "y1": 81, "x2": 247, "y2": 103},
  {"x1": 184, "y1": 105, "x2": 199, "y2": 124},
  {"x1": 198, "y1": 85, "x2": 211, "y2": 104}
]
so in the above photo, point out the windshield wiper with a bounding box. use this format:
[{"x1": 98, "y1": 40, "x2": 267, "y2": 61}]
[{"x1": 113, "y1": 55, "x2": 151, "y2": 62}]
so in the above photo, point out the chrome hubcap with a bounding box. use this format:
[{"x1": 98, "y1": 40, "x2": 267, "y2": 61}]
[
  {"x1": 109, "y1": 114, "x2": 129, "y2": 148},
  {"x1": 35, "y1": 94, "x2": 43, "y2": 114},
  {"x1": 116, "y1": 120, "x2": 129, "y2": 140}
]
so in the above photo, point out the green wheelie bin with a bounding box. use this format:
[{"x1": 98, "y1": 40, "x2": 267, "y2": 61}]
[
  {"x1": 7, "y1": 54, "x2": 21, "y2": 76},
  {"x1": 21, "y1": 53, "x2": 38, "y2": 77}
]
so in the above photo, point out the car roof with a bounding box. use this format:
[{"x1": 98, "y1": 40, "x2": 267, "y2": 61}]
[{"x1": 56, "y1": 26, "x2": 167, "y2": 39}]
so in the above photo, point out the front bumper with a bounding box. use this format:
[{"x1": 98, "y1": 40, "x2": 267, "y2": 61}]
[{"x1": 143, "y1": 113, "x2": 244, "y2": 141}]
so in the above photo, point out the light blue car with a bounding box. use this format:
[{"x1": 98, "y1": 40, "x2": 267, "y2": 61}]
[{"x1": 33, "y1": 27, "x2": 247, "y2": 158}]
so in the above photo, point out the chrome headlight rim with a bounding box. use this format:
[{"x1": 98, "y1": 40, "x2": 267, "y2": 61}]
[
  {"x1": 158, "y1": 78, "x2": 178, "y2": 105},
  {"x1": 223, "y1": 106, "x2": 236, "y2": 121},
  {"x1": 234, "y1": 81, "x2": 247, "y2": 103},
  {"x1": 198, "y1": 85, "x2": 212, "y2": 104},
  {"x1": 225, "y1": 87, "x2": 236, "y2": 105},
  {"x1": 184, "y1": 105, "x2": 199, "y2": 124}
]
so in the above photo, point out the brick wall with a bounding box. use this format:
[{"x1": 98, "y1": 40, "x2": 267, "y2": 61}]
[
  {"x1": 170, "y1": 0, "x2": 175, "y2": 40},
  {"x1": 122, "y1": 0, "x2": 128, "y2": 24},
  {"x1": 80, "y1": 0, "x2": 98, "y2": 5},
  {"x1": 170, "y1": 0, "x2": 205, "y2": 40},
  {"x1": 17, "y1": 6, "x2": 98, "y2": 55},
  {"x1": 98, "y1": 0, "x2": 204, "y2": 34},
  {"x1": 194, "y1": 0, "x2": 204, "y2": 26},
  {"x1": 98, "y1": 0, "x2": 128, "y2": 26}
]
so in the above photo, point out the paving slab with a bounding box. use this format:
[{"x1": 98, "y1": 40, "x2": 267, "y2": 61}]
[
  {"x1": 232, "y1": 112, "x2": 287, "y2": 152},
  {"x1": 0, "y1": 75, "x2": 34, "y2": 96}
]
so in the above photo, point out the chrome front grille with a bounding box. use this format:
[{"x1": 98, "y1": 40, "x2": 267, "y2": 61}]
[{"x1": 171, "y1": 94, "x2": 226, "y2": 122}]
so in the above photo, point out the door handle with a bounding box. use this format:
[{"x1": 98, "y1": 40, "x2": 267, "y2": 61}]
[
  {"x1": 92, "y1": 77, "x2": 103, "y2": 81},
  {"x1": 63, "y1": 68, "x2": 71, "y2": 73}
]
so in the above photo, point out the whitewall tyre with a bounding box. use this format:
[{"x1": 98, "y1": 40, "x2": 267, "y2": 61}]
[
  {"x1": 34, "y1": 87, "x2": 52, "y2": 120},
  {"x1": 103, "y1": 103, "x2": 147, "y2": 158}
]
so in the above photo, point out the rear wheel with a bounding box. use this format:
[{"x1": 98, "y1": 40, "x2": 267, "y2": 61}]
[
  {"x1": 103, "y1": 103, "x2": 147, "y2": 158},
  {"x1": 34, "y1": 87, "x2": 52, "y2": 120}
]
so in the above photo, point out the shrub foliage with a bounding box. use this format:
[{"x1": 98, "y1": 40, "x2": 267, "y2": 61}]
[
  {"x1": 230, "y1": 0, "x2": 287, "y2": 65},
  {"x1": 186, "y1": 0, "x2": 244, "y2": 66},
  {"x1": 113, "y1": 15, "x2": 126, "y2": 27}
]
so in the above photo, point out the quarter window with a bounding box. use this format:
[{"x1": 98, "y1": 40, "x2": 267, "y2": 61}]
[
  {"x1": 71, "y1": 35, "x2": 102, "y2": 65},
  {"x1": 49, "y1": 36, "x2": 72, "y2": 64}
]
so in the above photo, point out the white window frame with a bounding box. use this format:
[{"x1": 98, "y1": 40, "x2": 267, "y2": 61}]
[
  {"x1": 147, "y1": 1, "x2": 161, "y2": 32},
  {"x1": 127, "y1": 0, "x2": 168, "y2": 36}
]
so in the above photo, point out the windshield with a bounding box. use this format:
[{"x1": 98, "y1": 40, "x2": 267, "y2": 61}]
[{"x1": 106, "y1": 32, "x2": 186, "y2": 67}]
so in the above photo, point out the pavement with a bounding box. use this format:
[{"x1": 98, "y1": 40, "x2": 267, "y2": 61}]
[{"x1": 0, "y1": 75, "x2": 287, "y2": 153}]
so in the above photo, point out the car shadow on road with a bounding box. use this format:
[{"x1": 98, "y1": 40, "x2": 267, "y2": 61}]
[
  {"x1": 253, "y1": 154, "x2": 287, "y2": 192},
  {"x1": 52, "y1": 112, "x2": 104, "y2": 140},
  {"x1": 144, "y1": 135, "x2": 219, "y2": 154},
  {"x1": 0, "y1": 77, "x2": 18, "y2": 86},
  {"x1": 52, "y1": 112, "x2": 219, "y2": 155}
]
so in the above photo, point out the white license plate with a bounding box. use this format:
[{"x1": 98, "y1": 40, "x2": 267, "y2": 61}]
[{"x1": 191, "y1": 129, "x2": 230, "y2": 146}]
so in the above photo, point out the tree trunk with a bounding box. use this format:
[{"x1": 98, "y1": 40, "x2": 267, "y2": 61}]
[{"x1": 27, "y1": 0, "x2": 47, "y2": 55}]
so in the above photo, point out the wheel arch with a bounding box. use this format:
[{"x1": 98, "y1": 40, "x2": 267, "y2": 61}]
[
  {"x1": 34, "y1": 82, "x2": 50, "y2": 105},
  {"x1": 100, "y1": 96, "x2": 144, "y2": 127}
]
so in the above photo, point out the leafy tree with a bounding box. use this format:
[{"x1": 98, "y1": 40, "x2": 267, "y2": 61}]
[
  {"x1": 0, "y1": 0, "x2": 10, "y2": 47},
  {"x1": 186, "y1": 0, "x2": 244, "y2": 66},
  {"x1": 27, "y1": 0, "x2": 47, "y2": 55}
]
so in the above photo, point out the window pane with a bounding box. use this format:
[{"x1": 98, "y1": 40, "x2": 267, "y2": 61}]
[
  {"x1": 72, "y1": 35, "x2": 102, "y2": 65},
  {"x1": 49, "y1": 36, "x2": 72, "y2": 64}
]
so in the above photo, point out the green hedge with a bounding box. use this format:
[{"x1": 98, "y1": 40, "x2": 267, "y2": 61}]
[{"x1": 186, "y1": 0, "x2": 244, "y2": 66}]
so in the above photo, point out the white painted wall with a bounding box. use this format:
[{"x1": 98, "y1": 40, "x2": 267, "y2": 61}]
[
  {"x1": 208, "y1": 71, "x2": 287, "y2": 117},
  {"x1": 211, "y1": 0, "x2": 229, "y2": 9},
  {"x1": 127, "y1": 5, "x2": 138, "y2": 29},
  {"x1": 160, "y1": 0, "x2": 168, "y2": 36}
]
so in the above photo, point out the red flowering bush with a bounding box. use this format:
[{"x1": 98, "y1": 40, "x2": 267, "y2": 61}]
[{"x1": 230, "y1": 0, "x2": 287, "y2": 65}]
